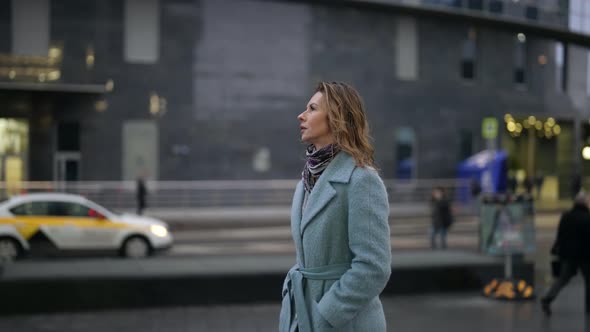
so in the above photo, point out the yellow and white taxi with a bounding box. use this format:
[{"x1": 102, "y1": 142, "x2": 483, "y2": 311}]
[{"x1": 0, "y1": 193, "x2": 173, "y2": 261}]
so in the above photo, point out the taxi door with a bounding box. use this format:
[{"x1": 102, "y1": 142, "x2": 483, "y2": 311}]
[
  {"x1": 5, "y1": 200, "x2": 81, "y2": 250},
  {"x1": 54, "y1": 202, "x2": 122, "y2": 249},
  {"x1": 38, "y1": 201, "x2": 84, "y2": 249}
]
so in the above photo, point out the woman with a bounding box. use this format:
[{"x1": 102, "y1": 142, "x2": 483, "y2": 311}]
[{"x1": 279, "y1": 82, "x2": 392, "y2": 332}]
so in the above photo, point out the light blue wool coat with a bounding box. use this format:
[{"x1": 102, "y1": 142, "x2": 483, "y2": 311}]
[{"x1": 279, "y1": 152, "x2": 392, "y2": 332}]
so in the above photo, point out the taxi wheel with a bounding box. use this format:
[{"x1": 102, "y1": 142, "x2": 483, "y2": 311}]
[
  {"x1": 121, "y1": 236, "x2": 152, "y2": 258},
  {"x1": 0, "y1": 237, "x2": 21, "y2": 263}
]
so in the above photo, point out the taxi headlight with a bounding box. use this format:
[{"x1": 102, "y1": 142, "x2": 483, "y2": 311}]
[{"x1": 150, "y1": 225, "x2": 168, "y2": 237}]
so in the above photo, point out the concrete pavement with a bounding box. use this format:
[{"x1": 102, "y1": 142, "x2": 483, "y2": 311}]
[
  {"x1": 0, "y1": 251, "x2": 534, "y2": 314},
  {"x1": 0, "y1": 278, "x2": 586, "y2": 332}
]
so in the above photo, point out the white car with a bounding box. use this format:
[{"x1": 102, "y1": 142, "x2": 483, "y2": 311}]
[{"x1": 0, "y1": 193, "x2": 173, "y2": 261}]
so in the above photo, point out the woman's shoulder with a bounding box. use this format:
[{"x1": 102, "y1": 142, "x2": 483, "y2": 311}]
[{"x1": 350, "y1": 164, "x2": 383, "y2": 184}]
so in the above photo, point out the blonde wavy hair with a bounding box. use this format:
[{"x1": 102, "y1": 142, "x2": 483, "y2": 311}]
[{"x1": 316, "y1": 81, "x2": 376, "y2": 168}]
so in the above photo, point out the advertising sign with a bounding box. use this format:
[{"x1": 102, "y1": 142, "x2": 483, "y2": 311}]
[{"x1": 480, "y1": 200, "x2": 536, "y2": 255}]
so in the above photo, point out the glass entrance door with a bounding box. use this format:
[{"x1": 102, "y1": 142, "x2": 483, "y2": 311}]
[{"x1": 54, "y1": 153, "x2": 81, "y2": 181}]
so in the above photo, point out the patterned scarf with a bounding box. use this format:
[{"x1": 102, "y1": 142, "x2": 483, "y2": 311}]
[{"x1": 302, "y1": 144, "x2": 340, "y2": 193}]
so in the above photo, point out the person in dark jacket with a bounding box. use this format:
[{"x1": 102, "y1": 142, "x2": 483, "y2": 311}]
[
  {"x1": 572, "y1": 173, "x2": 583, "y2": 199},
  {"x1": 136, "y1": 176, "x2": 147, "y2": 215},
  {"x1": 541, "y1": 191, "x2": 590, "y2": 316},
  {"x1": 430, "y1": 187, "x2": 453, "y2": 250}
]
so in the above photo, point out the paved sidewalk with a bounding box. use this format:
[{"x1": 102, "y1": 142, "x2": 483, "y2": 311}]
[{"x1": 1, "y1": 278, "x2": 587, "y2": 332}]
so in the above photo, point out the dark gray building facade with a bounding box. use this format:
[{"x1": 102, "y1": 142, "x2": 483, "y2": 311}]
[{"x1": 0, "y1": 0, "x2": 588, "y2": 197}]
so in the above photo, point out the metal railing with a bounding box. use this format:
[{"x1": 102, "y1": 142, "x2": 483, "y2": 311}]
[{"x1": 0, "y1": 179, "x2": 473, "y2": 210}]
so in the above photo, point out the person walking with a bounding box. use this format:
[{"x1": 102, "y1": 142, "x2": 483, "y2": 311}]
[
  {"x1": 541, "y1": 191, "x2": 590, "y2": 316},
  {"x1": 507, "y1": 171, "x2": 517, "y2": 194},
  {"x1": 572, "y1": 173, "x2": 583, "y2": 199},
  {"x1": 430, "y1": 187, "x2": 453, "y2": 250},
  {"x1": 523, "y1": 175, "x2": 534, "y2": 196},
  {"x1": 534, "y1": 171, "x2": 544, "y2": 200},
  {"x1": 279, "y1": 82, "x2": 391, "y2": 332},
  {"x1": 136, "y1": 176, "x2": 147, "y2": 215}
]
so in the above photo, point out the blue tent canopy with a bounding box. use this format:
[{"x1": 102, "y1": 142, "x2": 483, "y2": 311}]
[{"x1": 456, "y1": 150, "x2": 508, "y2": 202}]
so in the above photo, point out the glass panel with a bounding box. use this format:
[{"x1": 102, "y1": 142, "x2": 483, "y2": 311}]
[
  {"x1": 396, "y1": 17, "x2": 418, "y2": 81},
  {"x1": 489, "y1": 1, "x2": 503, "y2": 13},
  {"x1": 64, "y1": 160, "x2": 79, "y2": 181},
  {"x1": 570, "y1": 14, "x2": 582, "y2": 31},
  {"x1": 123, "y1": 120, "x2": 158, "y2": 180},
  {"x1": 10, "y1": 203, "x2": 31, "y2": 215},
  {"x1": 467, "y1": 0, "x2": 483, "y2": 10},
  {"x1": 0, "y1": 119, "x2": 29, "y2": 155},
  {"x1": 5, "y1": 156, "x2": 23, "y2": 197},
  {"x1": 47, "y1": 202, "x2": 89, "y2": 217},
  {"x1": 571, "y1": 0, "x2": 583, "y2": 14},
  {"x1": 584, "y1": 17, "x2": 590, "y2": 34},
  {"x1": 458, "y1": 129, "x2": 473, "y2": 161},
  {"x1": 124, "y1": 0, "x2": 160, "y2": 63},
  {"x1": 62, "y1": 202, "x2": 90, "y2": 217},
  {"x1": 555, "y1": 43, "x2": 564, "y2": 67},
  {"x1": 10, "y1": 201, "x2": 49, "y2": 216},
  {"x1": 11, "y1": 0, "x2": 49, "y2": 56},
  {"x1": 57, "y1": 122, "x2": 80, "y2": 152}
]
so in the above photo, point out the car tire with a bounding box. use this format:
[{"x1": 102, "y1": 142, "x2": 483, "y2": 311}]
[
  {"x1": 0, "y1": 237, "x2": 21, "y2": 263},
  {"x1": 120, "y1": 236, "x2": 152, "y2": 258}
]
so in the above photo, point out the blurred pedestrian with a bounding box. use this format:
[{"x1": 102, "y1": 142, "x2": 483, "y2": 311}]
[
  {"x1": 541, "y1": 191, "x2": 590, "y2": 316},
  {"x1": 523, "y1": 175, "x2": 533, "y2": 196},
  {"x1": 507, "y1": 171, "x2": 517, "y2": 194},
  {"x1": 279, "y1": 82, "x2": 391, "y2": 332},
  {"x1": 572, "y1": 173, "x2": 582, "y2": 199},
  {"x1": 535, "y1": 171, "x2": 544, "y2": 200},
  {"x1": 470, "y1": 177, "x2": 482, "y2": 216},
  {"x1": 430, "y1": 187, "x2": 453, "y2": 250},
  {"x1": 470, "y1": 177, "x2": 481, "y2": 201},
  {"x1": 136, "y1": 176, "x2": 147, "y2": 215}
]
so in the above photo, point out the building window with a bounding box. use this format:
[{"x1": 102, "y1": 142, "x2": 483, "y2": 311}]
[
  {"x1": 458, "y1": 129, "x2": 473, "y2": 161},
  {"x1": 514, "y1": 33, "x2": 527, "y2": 85},
  {"x1": 569, "y1": 0, "x2": 590, "y2": 34},
  {"x1": 124, "y1": 0, "x2": 160, "y2": 64},
  {"x1": 11, "y1": 0, "x2": 49, "y2": 56},
  {"x1": 467, "y1": 0, "x2": 483, "y2": 10},
  {"x1": 461, "y1": 28, "x2": 477, "y2": 80},
  {"x1": 555, "y1": 42, "x2": 566, "y2": 92},
  {"x1": 57, "y1": 122, "x2": 80, "y2": 152},
  {"x1": 395, "y1": 17, "x2": 418, "y2": 81},
  {"x1": 488, "y1": 1, "x2": 503, "y2": 14}
]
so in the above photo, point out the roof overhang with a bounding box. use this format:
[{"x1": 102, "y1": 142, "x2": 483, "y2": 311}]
[{"x1": 0, "y1": 81, "x2": 108, "y2": 94}]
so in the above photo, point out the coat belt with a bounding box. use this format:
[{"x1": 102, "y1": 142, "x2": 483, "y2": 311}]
[{"x1": 285, "y1": 263, "x2": 350, "y2": 332}]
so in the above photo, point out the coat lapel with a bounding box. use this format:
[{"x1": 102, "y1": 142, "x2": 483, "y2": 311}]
[
  {"x1": 300, "y1": 152, "x2": 356, "y2": 235},
  {"x1": 291, "y1": 181, "x2": 305, "y2": 265}
]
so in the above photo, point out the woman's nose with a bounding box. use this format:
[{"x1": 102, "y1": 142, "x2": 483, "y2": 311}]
[{"x1": 297, "y1": 112, "x2": 305, "y2": 122}]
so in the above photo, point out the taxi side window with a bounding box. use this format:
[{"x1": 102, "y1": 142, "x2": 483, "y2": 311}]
[
  {"x1": 10, "y1": 202, "x2": 50, "y2": 216},
  {"x1": 9, "y1": 203, "x2": 31, "y2": 215},
  {"x1": 47, "y1": 202, "x2": 90, "y2": 217}
]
